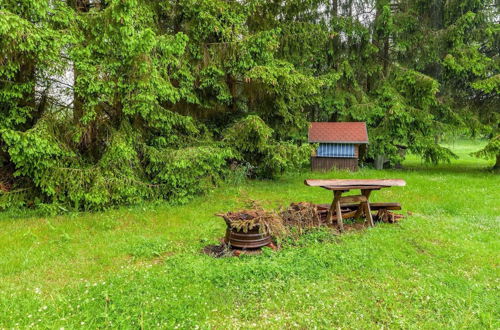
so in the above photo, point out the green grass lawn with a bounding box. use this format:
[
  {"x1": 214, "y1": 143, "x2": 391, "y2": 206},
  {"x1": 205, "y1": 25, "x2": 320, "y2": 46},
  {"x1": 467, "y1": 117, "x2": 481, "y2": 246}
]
[{"x1": 0, "y1": 140, "x2": 498, "y2": 328}]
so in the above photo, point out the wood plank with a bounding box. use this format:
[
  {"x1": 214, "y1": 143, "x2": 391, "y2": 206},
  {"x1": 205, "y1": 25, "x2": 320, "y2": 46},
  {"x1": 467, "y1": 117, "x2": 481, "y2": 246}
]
[
  {"x1": 339, "y1": 195, "x2": 367, "y2": 204},
  {"x1": 317, "y1": 202, "x2": 402, "y2": 211},
  {"x1": 322, "y1": 185, "x2": 382, "y2": 191},
  {"x1": 304, "y1": 179, "x2": 406, "y2": 187},
  {"x1": 348, "y1": 202, "x2": 401, "y2": 211},
  {"x1": 340, "y1": 210, "x2": 358, "y2": 219},
  {"x1": 320, "y1": 210, "x2": 367, "y2": 221},
  {"x1": 322, "y1": 211, "x2": 356, "y2": 221},
  {"x1": 311, "y1": 157, "x2": 358, "y2": 171}
]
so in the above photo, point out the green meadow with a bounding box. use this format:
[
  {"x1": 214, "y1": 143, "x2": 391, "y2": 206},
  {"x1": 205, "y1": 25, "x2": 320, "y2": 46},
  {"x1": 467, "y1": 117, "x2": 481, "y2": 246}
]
[{"x1": 0, "y1": 140, "x2": 498, "y2": 329}]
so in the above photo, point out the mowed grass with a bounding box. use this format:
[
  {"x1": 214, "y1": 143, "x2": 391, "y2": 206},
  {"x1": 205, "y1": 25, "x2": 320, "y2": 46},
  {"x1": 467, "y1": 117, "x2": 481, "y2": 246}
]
[{"x1": 0, "y1": 141, "x2": 498, "y2": 328}]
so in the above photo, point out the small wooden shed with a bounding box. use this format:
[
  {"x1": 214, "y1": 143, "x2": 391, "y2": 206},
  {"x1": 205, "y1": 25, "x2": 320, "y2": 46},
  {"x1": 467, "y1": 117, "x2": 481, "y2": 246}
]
[{"x1": 308, "y1": 122, "x2": 368, "y2": 171}]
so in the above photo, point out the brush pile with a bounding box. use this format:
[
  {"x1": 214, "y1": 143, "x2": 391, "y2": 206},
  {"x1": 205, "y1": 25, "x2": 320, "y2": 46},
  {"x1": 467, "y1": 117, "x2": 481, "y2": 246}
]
[
  {"x1": 279, "y1": 202, "x2": 325, "y2": 229},
  {"x1": 218, "y1": 202, "x2": 405, "y2": 234},
  {"x1": 208, "y1": 200, "x2": 406, "y2": 257},
  {"x1": 216, "y1": 201, "x2": 405, "y2": 242},
  {"x1": 217, "y1": 208, "x2": 287, "y2": 237},
  {"x1": 217, "y1": 201, "x2": 334, "y2": 239}
]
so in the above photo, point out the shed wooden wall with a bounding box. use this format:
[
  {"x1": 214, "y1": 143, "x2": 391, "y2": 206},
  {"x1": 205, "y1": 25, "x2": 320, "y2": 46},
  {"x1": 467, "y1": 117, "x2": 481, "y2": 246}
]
[{"x1": 311, "y1": 157, "x2": 358, "y2": 171}]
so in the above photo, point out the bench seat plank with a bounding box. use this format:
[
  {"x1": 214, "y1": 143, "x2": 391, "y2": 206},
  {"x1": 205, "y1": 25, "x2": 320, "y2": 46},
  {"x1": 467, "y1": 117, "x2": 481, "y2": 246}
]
[{"x1": 317, "y1": 202, "x2": 402, "y2": 211}]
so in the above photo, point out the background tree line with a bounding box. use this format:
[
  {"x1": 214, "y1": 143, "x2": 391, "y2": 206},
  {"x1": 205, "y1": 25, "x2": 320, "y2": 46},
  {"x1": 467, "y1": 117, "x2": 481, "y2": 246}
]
[{"x1": 0, "y1": 0, "x2": 498, "y2": 210}]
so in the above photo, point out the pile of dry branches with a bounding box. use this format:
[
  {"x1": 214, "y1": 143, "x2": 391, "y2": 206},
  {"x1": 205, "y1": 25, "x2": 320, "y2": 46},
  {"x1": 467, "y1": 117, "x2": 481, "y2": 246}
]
[
  {"x1": 279, "y1": 202, "x2": 325, "y2": 229},
  {"x1": 216, "y1": 201, "x2": 334, "y2": 238},
  {"x1": 216, "y1": 208, "x2": 287, "y2": 237}
]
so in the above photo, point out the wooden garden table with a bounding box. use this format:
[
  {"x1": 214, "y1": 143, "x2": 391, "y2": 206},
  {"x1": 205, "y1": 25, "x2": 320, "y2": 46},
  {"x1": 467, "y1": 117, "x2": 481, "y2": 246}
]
[{"x1": 304, "y1": 179, "x2": 406, "y2": 232}]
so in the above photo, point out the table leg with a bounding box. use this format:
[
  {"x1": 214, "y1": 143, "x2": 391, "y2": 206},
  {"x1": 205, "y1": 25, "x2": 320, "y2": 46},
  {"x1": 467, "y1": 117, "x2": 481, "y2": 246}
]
[
  {"x1": 326, "y1": 191, "x2": 339, "y2": 225},
  {"x1": 353, "y1": 203, "x2": 364, "y2": 219},
  {"x1": 335, "y1": 195, "x2": 344, "y2": 232},
  {"x1": 327, "y1": 191, "x2": 344, "y2": 231},
  {"x1": 361, "y1": 189, "x2": 374, "y2": 227}
]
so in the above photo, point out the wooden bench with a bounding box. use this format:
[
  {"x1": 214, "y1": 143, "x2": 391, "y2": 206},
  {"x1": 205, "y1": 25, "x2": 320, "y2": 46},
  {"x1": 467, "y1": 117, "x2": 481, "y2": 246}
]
[{"x1": 317, "y1": 202, "x2": 401, "y2": 211}]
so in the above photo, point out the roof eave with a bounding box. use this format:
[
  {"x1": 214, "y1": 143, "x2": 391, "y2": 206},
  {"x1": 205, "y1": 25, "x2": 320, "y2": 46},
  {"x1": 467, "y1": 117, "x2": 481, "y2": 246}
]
[{"x1": 308, "y1": 140, "x2": 369, "y2": 144}]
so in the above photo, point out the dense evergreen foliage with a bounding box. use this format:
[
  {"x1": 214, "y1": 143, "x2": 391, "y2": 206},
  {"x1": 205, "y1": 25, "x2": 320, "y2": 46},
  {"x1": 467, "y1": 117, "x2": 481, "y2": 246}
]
[{"x1": 0, "y1": 0, "x2": 498, "y2": 210}]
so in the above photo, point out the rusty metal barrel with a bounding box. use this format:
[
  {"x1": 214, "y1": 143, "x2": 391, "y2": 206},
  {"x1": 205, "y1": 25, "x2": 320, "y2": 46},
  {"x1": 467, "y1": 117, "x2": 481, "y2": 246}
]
[{"x1": 225, "y1": 227, "x2": 272, "y2": 249}]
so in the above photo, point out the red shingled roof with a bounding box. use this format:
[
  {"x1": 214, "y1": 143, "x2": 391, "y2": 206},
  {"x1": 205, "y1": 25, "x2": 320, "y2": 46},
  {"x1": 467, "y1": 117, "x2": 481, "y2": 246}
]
[{"x1": 308, "y1": 122, "x2": 368, "y2": 143}]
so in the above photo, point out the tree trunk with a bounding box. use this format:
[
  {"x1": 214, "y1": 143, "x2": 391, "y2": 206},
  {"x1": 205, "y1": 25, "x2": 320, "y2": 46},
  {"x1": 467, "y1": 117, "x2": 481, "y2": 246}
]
[
  {"x1": 383, "y1": 36, "x2": 389, "y2": 77},
  {"x1": 70, "y1": 0, "x2": 91, "y2": 124},
  {"x1": 15, "y1": 60, "x2": 37, "y2": 129},
  {"x1": 328, "y1": 0, "x2": 340, "y2": 69},
  {"x1": 374, "y1": 154, "x2": 386, "y2": 170},
  {"x1": 73, "y1": 66, "x2": 84, "y2": 124},
  {"x1": 370, "y1": 0, "x2": 391, "y2": 86}
]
